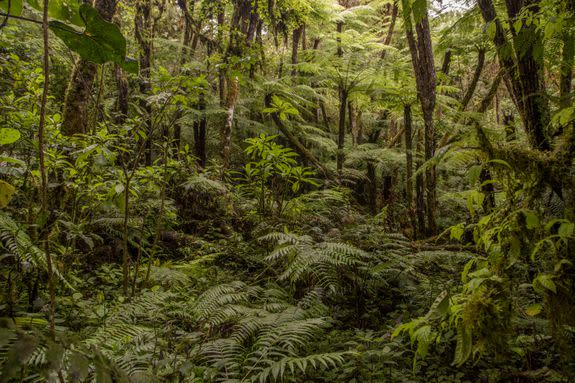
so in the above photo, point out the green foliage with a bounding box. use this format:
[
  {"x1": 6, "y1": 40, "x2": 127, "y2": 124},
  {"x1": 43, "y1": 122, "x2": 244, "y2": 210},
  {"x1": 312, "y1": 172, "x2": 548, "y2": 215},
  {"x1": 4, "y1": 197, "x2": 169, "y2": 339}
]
[
  {"x1": 50, "y1": 5, "x2": 137, "y2": 72},
  {"x1": 235, "y1": 134, "x2": 318, "y2": 216}
]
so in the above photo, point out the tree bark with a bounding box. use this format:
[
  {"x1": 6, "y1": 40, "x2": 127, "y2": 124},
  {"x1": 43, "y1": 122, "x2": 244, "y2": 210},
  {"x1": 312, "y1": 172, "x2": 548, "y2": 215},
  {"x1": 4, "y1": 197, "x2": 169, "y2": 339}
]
[
  {"x1": 135, "y1": 0, "x2": 153, "y2": 164},
  {"x1": 380, "y1": 1, "x2": 398, "y2": 60},
  {"x1": 404, "y1": 104, "x2": 415, "y2": 233},
  {"x1": 222, "y1": 76, "x2": 239, "y2": 170},
  {"x1": 415, "y1": 128, "x2": 426, "y2": 238},
  {"x1": 460, "y1": 48, "x2": 486, "y2": 111},
  {"x1": 402, "y1": 0, "x2": 437, "y2": 235},
  {"x1": 440, "y1": 49, "x2": 452, "y2": 77},
  {"x1": 560, "y1": 31, "x2": 574, "y2": 109},
  {"x1": 337, "y1": 88, "x2": 348, "y2": 172},
  {"x1": 291, "y1": 25, "x2": 303, "y2": 76},
  {"x1": 478, "y1": 0, "x2": 550, "y2": 150},
  {"x1": 114, "y1": 65, "x2": 129, "y2": 124},
  {"x1": 194, "y1": 93, "x2": 207, "y2": 168},
  {"x1": 349, "y1": 101, "x2": 362, "y2": 146},
  {"x1": 61, "y1": 0, "x2": 117, "y2": 136},
  {"x1": 221, "y1": 0, "x2": 255, "y2": 171}
]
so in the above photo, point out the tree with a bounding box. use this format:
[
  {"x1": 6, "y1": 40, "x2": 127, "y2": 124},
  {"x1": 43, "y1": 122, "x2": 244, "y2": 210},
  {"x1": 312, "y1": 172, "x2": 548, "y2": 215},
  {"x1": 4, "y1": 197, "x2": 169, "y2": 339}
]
[
  {"x1": 401, "y1": 0, "x2": 437, "y2": 235},
  {"x1": 61, "y1": 0, "x2": 118, "y2": 136}
]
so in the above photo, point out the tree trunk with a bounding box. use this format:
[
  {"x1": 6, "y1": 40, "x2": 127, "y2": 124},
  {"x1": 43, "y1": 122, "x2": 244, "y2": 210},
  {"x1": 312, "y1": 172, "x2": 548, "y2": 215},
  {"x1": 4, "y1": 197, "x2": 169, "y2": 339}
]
[
  {"x1": 336, "y1": 21, "x2": 343, "y2": 57},
  {"x1": 560, "y1": 31, "x2": 574, "y2": 109},
  {"x1": 114, "y1": 65, "x2": 129, "y2": 125},
  {"x1": 460, "y1": 48, "x2": 486, "y2": 111},
  {"x1": 477, "y1": 0, "x2": 550, "y2": 150},
  {"x1": 61, "y1": 0, "x2": 117, "y2": 136},
  {"x1": 349, "y1": 102, "x2": 361, "y2": 146},
  {"x1": 135, "y1": 0, "x2": 153, "y2": 164},
  {"x1": 265, "y1": 94, "x2": 334, "y2": 180},
  {"x1": 177, "y1": 0, "x2": 196, "y2": 68},
  {"x1": 404, "y1": 104, "x2": 415, "y2": 233},
  {"x1": 220, "y1": 0, "x2": 254, "y2": 171},
  {"x1": 367, "y1": 161, "x2": 377, "y2": 214},
  {"x1": 480, "y1": 167, "x2": 495, "y2": 213},
  {"x1": 194, "y1": 93, "x2": 207, "y2": 168},
  {"x1": 415, "y1": 128, "x2": 426, "y2": 238},
  {"x1": 440, "y1": 49, "x2": 452, "y2": 76},
  {"x1": 380, "y1": 1, "x2": 398, "y2": 60},
  {"x1": 291, "y1": 25, "x2": 303, "y2": 76},
  {"x1": 218, "y1": 10, "x2": 226, "y2": 106},
  {"x1": 337, "y1": 88, "x2": 348, "y2": 172},
  {"x1": 222, "y1": 76, "x2": 239, "y2": 170},
  {"x1": 402, "y1": 0, "x2": 437, "y2": 235}
]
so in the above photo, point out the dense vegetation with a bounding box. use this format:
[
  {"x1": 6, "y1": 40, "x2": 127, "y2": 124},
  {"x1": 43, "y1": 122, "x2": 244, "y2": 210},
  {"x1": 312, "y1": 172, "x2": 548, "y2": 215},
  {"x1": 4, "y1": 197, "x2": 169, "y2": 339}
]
[{"x1": 0, "y1": 0, "x2": 574, "y2": 381}]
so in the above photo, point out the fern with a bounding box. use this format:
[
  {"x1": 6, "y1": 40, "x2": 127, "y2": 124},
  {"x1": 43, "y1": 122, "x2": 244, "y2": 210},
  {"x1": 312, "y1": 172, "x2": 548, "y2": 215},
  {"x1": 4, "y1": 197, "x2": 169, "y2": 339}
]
[
  {"x1": 0, "y1": 212, "x2": 70, "y2": 287},
  {"x1": 190, "y1": 281, "x2": 342, "y2": 382},
  {"x1": 260, "y1": 232, "x2": 370, "y2": 292}
]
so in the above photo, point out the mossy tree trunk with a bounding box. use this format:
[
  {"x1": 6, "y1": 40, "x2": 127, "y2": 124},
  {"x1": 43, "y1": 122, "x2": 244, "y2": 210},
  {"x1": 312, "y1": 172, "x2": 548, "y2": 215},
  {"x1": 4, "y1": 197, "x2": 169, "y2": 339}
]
[
  {"x1": 61, "y1": 0, "x2": 117, "y2": 136},
  {"x1": 402, "y1": 0, "x2": 437, "y2": 235}
]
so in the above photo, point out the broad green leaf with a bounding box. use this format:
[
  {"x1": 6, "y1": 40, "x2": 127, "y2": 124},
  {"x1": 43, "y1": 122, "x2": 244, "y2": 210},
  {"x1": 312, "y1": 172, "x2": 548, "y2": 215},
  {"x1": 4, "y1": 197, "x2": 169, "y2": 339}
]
[
  {"x1": 487, "y1": 159, "x2": 513, "y2": 170},
  {"x1": 558, "y1": 222, "x2": 574, "y2": 238},
  {"x1": 486, "y1": 21, "x2": 496, "y2": 40},
  {"x1": 0, "y1": 180, "x2": 16, "y2": 208},
  {"x1": 450, "y1": 223, "x2": 464, "y2": 241},
  {"x1": 0, "y1": 128, "x2": 21, "y2": 145},
  {"x1": 0, "y1": 0, "x2": 22, "y2": 17},
  {"x1": 49, "y1": 4, "x2": 138, "y2": 73},
  {"x1": 427, "y1": 290, "x2": 449, "y2": 318},
  {"x1": 27, "y1": 0, "x2": 83, "y2": 26},
  {"x1": 523, "y1": 210, "x2": 540, "y2": 229},
  {"x1": 525, "y1": 303, "x2": 542, "y2": 317},
  {"x1": 452, "y1": 322, "x2": 472, "y2": 366},
  {"x1": 534, "y1": 274, "x2": 556, "y2": 294}
]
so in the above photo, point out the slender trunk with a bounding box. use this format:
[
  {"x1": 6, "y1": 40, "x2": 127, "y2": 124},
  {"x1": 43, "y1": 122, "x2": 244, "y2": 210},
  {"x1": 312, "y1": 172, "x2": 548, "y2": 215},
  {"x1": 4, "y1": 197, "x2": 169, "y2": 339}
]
[
  {"x1": 218, "y1": 11, "x2": 226, "y2": 106},
  {"x1": 415, "y1": 128, "x2": 426, "y2": 238},
  {"x1": 440, "y1": 49, "x2": 452, "y2": 76},
  {"x1": 560, "y1": 31, "x2": 574, "y2": 109},
  {"x1": 382, "y1": 174, "x2": 393, "y2": 204},
  {"x1": 461, "y1": 48, "x2": 486, "y2": 111},
  {"x1": 265, "y1": 94, "x2": 334, "y2": 179},
  {"x1": 380, "y1": 1, "x2": 398, "y2": 59},
  {"x1": 480, "y1": 167, "x2": 495, "y2": 213},
  {"x1": 177, "y1": 0, "x2": 196, "y2": 68},
  {"x1": 320, "y1": 100, "x2": 330, "y2": 131},
  {"x1": 423, "y1": 109, "x2": 437, "y2": 236},
  {"x1": 404, "y1": 104, "x2": 415, "y2": 233},
  {"x1": 367, "y1": 162, "x2": 377, "y2": 214},
  {"x1": 349, "y1": 101, "x2": 360, "y2": 146},
  {"x1": 222, "y1": 76, "x2": 239, "y2": 170},
  {"x1": 194, "y1": 92, "x2": 207, "y2": 168},
  {"x1": 91, "y1": 66, "x2": 105, "y2": 134},
  {"x1": 336, "y1": 21, "x2": 343, "y2": 57},
  {"x1": 114, "y1": 65, "x2": 129, "y2": 124},
  {"x1": 291, "y1": 25, "x2": 303, "y2": 76},
  {"x1": 135, "y1": 0, "x2": 153, "y2": 164},
  {"x1": 122, "y1": 175, "x2": 130, "y2": 295},
  {"x1": 337, "y1": 88, "x2": 348, "y2": 172},
  {"x1": 477, "y1": 69, "x2": 504, "y2": 113},
  {"x1": 39, "y1": 0, "x2": 56, "y2": 337}
]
